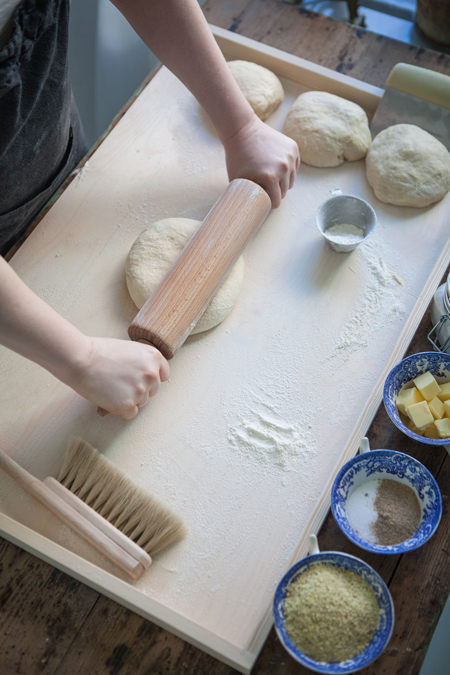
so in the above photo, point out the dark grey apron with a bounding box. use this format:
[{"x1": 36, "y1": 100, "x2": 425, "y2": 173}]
[{"x1": 0, "y1": 0, "x2": 88, "y2": 255}]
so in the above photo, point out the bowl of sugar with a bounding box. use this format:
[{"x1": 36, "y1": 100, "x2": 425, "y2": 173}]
[
  {"x1": 331, "y1": 438, "x2": 442, "y2": 554},
  {"x1": 383, "y1": 351, "x2": 450, "y2": 445},
  {"x1": 273, "y1": 535, "x2": 394, "y2": 673},
  {"x1": 316, "y1": 191, "x2": 377, "y2": 253}
]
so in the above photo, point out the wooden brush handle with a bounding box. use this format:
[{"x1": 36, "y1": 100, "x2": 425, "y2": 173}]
[
  {"x1": 0, "y1": 449, "x2": 148, "y2": 580},
  {"x1": 128, "y1": 179, "x2": 271, "y2": 359},
  {"x1": 43, "y1": 477, "x2": 151, "y2": 570}
]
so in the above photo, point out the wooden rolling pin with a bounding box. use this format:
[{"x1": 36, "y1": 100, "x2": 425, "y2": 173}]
[{"x1": 128, "y1": 178, "x2": 271, "y2": 359}]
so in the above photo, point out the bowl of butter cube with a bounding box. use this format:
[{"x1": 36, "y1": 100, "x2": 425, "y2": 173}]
[{"x1": 384, "y1": 352, "x2": 450, "y2": 445}]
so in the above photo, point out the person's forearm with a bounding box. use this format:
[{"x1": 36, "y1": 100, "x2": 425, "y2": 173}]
[
  {"x1": 110, "y1": 0, "x2": 255, "y2": 143},
  {"x1": 112, "y1": 0, "x2": 300, "y2": 207},
  {"x1": 0, "y1": 257, "x2": 89, "y2": 382},
  {"x1": 0, "y1": 258, "x2": 170, "y2": 418}
]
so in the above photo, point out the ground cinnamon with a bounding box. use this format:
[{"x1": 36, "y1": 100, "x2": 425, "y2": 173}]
[{"x1": 371, "y1": 480, "x2": 421, "y2": 546}]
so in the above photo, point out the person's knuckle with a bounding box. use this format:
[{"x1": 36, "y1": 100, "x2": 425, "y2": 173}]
[
  {"x1": 136, "y1": 383, "x2": 147, "y2": 396},
  {"x1": 145, "y1": 367, "x2": 159, "y2": 381},
  {"x1": 123, "y1": 404, "x2": 138, "y2": 419},
  {"x1": 123, "y1": 398, "x2": 136, "y2": 412},
  {"x1": 264, "y1": 172, "x2": 277, "y2": 186}
]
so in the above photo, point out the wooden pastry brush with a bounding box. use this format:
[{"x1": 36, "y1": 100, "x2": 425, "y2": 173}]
[
  {"x1": 0, "y1": 438, "x2": 186, "y2": 580},
  {"x1": 57, "y1": 437, "x2": 186, "y2": 556}
]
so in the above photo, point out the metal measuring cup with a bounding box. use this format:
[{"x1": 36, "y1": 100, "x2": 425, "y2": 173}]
[{"x1": 316, "y1": 189, "x2": 377, "y2": 253}]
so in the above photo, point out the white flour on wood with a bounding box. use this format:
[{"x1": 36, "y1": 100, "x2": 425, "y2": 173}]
[
  {"x1": 228, "y1": 391, "x2": 315, "y2": 470},
  {"x1": 328, "y1": 240, "x2": 406, "y2": 359},
  {"x1": 325, "y1": 223, "x2": 365, "y2": 244}
]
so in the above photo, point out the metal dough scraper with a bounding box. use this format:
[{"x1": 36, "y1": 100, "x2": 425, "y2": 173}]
[{"x1": 370, "y1": 63, "x2": 450, "y2": 150}]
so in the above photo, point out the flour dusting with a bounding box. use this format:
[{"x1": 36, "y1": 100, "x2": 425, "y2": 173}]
[
  {"x1": 74, "y1": 160, "x2": 90, "y2": 185},
  {"x1": 326, "y1": 223, "x2": 365, "y2": 244},
  {"x1": 328, "y1": 241, "x2": 406, "y2": 358},
  {"x1": 228, "y1": 393, "x2": 314, "y2": 470}
]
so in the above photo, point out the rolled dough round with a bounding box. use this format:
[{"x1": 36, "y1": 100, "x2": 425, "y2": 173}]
[
  {"x1": 283, "y1": 91, "x2": 371, "y2": 167},
  {"x1": 366, "y1": 124, "x2": 450, "y2": 207},
  {"x1": 126, "y1": 218, "x2": 245, "y2": 335},
  {"x1": 227, "y1": 60, "x2": 284, "y2": 121}
]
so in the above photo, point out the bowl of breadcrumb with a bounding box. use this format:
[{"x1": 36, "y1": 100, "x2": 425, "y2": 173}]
[{"x1": 273, "y1": 537, "x2": 394, "y2": 673}]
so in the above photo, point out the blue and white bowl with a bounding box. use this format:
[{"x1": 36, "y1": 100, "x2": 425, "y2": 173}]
[
  {"x1": 384, "y1": 351, "x2": 450, "y2": 446},
  {"x1": 273, "y1": 550, "x2": 394, "y2": 673},
  {"x1": 332, "y1": 448, "x2": 442, "y2": 554}
]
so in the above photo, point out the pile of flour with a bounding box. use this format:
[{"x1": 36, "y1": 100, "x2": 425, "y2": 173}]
[
  {"x1": 325, "y1": 222, "x2": 365, "y2": 245},
  {"x1": 228, "y1": 393, "x2": 315, "y2": 470}
]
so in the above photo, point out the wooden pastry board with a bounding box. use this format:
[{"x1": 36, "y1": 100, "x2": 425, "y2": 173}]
[{"x1": 1, "y1": 27, "x2": 450, "y2": 674}]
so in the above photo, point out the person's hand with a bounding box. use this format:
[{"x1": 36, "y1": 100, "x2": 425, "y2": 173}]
[
  {"x1": 223, "y1": 115, "x2": 300, "y2": 208},
  {"x1": 0, "y1": 257, "x2": 169, "y2": 418},
  {"x1": 111, "y1": 0, "x2": 298, "y2": 207},
  {"x1": 68, "y1": 337, "x2": 170, "y2": 419}
]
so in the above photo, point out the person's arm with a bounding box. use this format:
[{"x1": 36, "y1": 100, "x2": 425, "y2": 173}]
[
  {"x1": 111, "y1": 0, "x2": 300, "y2": 208},
  {"x1": 0, "y1": 257, "x2": 169, "y2": 418}
]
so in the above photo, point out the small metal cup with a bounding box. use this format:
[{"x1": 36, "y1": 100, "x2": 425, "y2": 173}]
[{"x1": 316, "y1": 190, "x2": 377, "y2": 253}]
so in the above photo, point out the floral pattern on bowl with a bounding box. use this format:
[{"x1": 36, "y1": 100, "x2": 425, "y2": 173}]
[
  {"x1": 331, "y1": 449, "x2": 442, "y2": 555},
  {"x1": 384, "y1": 351, "x2": 450, "y2": 446}
]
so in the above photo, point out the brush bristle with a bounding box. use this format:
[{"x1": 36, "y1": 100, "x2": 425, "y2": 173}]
[{"x1": 57, "y1": 437, "x2": 186, "y2": 556}]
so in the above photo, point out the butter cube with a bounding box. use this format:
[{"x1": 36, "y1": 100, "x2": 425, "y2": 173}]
[
  {"x1": 444, "y1": 400, "x2": 450, "y2": 418},
  {"x1": 434, "y1": 418, "x2": 450, "y2": 438},
  {"x1": 407, "y1": 419, "x2": 425, "y2": 436},
  {"x1": 396, "y1": 387, "x2": 424, "y2": 415},
  {"x1": 424, "y1": 423, "x2": 441, "y2": 439},
  {"x1": 406, "y1": 400, "x2": 434, "y2": 429},
  {"x1": 413, "y1": 371, "x2": 441, "y2": 401},
  {"x1": 429, "y1": 396, "x2": 445, "y2": 420},
  {"x1": 438, "y1": 382, "x2": 450, "y2": 402}
]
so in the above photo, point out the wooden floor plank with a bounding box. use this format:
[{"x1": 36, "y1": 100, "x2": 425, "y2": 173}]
[
  {"x1": 0, "y1": 540, "x2": 99, "y2": 675},
  {"x1": 56, "y1": 596, "x2": 234, "y2": 675},
  {"x1": 203, "y1": 0, "x2": 450, "y2": 88}
]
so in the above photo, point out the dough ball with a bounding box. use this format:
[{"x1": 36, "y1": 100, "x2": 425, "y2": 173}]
[
  {"x1": 126, "y1": 218, "x2": 245, "y2": 335},
  {"x1": 366, "y1": 124, "x2": 450, "y2": 207},
  {"x1": 227, "y1": 60, "x2": 284, "y2": 121},
  {"x1": 283, "y1": 90, "x2": 371, "y2": 167}
]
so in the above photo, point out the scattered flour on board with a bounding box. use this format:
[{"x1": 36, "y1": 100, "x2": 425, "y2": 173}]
[
  {"x1": 73, "y1": 160, "x2": 90, "y2": 185},
  {"x1": 328, "y1": 240, "x2": 406, "y2": 359},
  {"x1": 228, "y1": 391, "x2": 315, "y2": 470}
]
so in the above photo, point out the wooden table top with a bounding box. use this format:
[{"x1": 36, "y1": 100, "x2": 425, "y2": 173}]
[{"x1": 1, "y1": 1, "x2": 450, "y2": 674}]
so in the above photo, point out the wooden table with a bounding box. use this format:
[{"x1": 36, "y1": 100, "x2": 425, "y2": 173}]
[{"x1": 1, "y1": 2, "x2": 450, "y2": 673}]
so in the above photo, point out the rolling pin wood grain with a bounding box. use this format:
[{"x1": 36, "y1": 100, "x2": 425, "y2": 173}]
[{"x1": 128, "y1": 179, "x2": 271, "y2": 360}]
